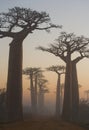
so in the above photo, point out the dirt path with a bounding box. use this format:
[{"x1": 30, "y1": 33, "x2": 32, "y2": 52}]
[{"x1": 0, "y1": 118, "x2": 87, "y2": 130}]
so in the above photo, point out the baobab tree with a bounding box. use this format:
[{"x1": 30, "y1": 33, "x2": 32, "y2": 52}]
[
  {"x1": 0, "y1": 7, "x2": 61, "y2": 121},
  {"x1": 46, "y1": 65, "x2": 65, "y2": 117},
  {"x1": 23, "y1": 67, "x2": 42, "y2": 115},
  {"x1": 37, "y1": 78, "x2": 49, "y2": 114},
  {"x1": 0, "y1": 88, "x2": 6, "y2": 105},
  {"x1": 0, "y1": 88, "x2": 6, "y2": 121},
  {"x1": 84, "y1": 90, "x2": 89, "y2": 101},
  {"x1": 37, "y1": 32, "x2": 89, "y2": 121},
  {"x1": 34, "y1": 69, "x2": 45, "y2": 114},
  {"x1": 60, "y1": 83, "x2": 64, "y2": 113}
]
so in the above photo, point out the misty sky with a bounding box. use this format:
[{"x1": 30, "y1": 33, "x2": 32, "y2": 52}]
[{"x1": 0, "y1": 0, "x2": 89, "y2": 103}]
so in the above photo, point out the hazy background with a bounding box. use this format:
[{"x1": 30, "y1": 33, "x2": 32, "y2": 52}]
[{"x1": 0, "y1": 0, "x2": 89, "y2": 112}]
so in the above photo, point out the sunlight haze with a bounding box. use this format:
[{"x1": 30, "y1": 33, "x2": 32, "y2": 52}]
[{"x1": 0, "y1": 0, "x2": 89, "y2": 106}]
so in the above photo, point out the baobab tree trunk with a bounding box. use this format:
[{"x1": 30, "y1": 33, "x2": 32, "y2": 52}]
[
  {"x1": 71, "y1": 62, "x2": 79, "y2": 121},
  {"x1": 38, "y1": 92, "x2": 44, "y2": 114},
  {"x1": 62, "y1": 55, "x2": 72, "y2": 121},
  {"x1": 30, "y1": 75, "x2": 36, "y2": 115},
  {"x1": 56, "y1": 74, "x2": 61, "y2": 117},
  {"x1": 38, "y1": 89, "x2": 44, "y2": 114},
  {"x1": 60, "y1": 84, "x2": 63, "y2": 114},
  {"x1": 34, "y1": 76, "x2": 38, "y2": 114},
  {"x1": 38, "y1": 92, "x2": 41, "y2": 113},
  {"x1": 40, "y1": 93, "x2": 44, "y2": 113},
  {"x1": 6, "y1": 40, "x2": 23, "y2": 121}
]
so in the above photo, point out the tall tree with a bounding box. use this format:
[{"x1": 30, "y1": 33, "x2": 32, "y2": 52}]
[
  {"x1": 84, "y1": 90, "x2": 89, "y2": 101},
  {"x1": 60, "y1": 83, "x2": 64, "y2": 113},
  {"x1": 0, "y1": 88, "x2": 6, "y2": 106},
  {"x1": 37, "y1": 32, "x2": 89, "y2": 120},
  {"x1": 37, "y1": 78, "x2": 49, "y2": 114},
  {"x1": 0, "y1": 7, "x2": 61, "y2": 121},
  {"x1": 23, "y1": 67, "x2": 41, "y2": 115},
  {"x1": 46, "y1": 65, "x2": 65, "y2": 117},
  {"x1": 34, "y1": 69, "x2": 44, "y2": 114},
  {"x1": 0, "y1": 88, "x2": 6, "y2": 121}
]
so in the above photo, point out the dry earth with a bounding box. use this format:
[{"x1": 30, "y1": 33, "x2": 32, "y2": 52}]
[{"x1": 0, "y1": 118, "x2": 88, "y2": 130}]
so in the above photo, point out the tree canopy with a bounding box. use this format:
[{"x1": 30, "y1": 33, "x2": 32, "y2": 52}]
[
  {"x1": 37, "y1": 32, "x2": 89, "y2": 63},
  {"x1": 46, "y1": 65, "x2": 65, "y2": 75},
  {"x1": 0, "y1": 7, "x2": 62, "y2": 38}
]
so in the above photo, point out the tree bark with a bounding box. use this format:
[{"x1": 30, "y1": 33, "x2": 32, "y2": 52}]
[
  {"x1": 34, "y1": 76, "x2": 38, "y2": 114},
  {"x1": 60, "y1": 83, "x2": 63, "y2": 114},
  {"x1": 38, "y1": 87, "x2": 44, "y2": 114},
  {"x1": 62, "y1": 55, "x2": 72, "y2": 121},
  {"x1": 55, "y1": 74, "x2": 61, "y2": 117},
  {"x1": 71, "y1": 62, "x2": 79, "y2": 121},
  {"x1": 6, "y1": 40, "x2": 23, "y2": 121},
  {"x1": 30, "y1": 75, "x2": 36, "y2": 115}
]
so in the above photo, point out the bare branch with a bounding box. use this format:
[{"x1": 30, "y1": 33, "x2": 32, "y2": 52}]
[
  {"x1": 37, "y1": 32, "x2": 89, "y2": 64},
  {"x1": 37, "y1": 45, "x2": 66, "y2": 62},
  {"x1": 0, "y1": 30, "x2": 15, "y2": 38},
  {"x1": 0, "y1": 7, "x2": 62, "y2": 38},
  {"x1": 46, "y1": 65, "x2": 65, "y2": 75},
  {"x1": 36, "y1": 24, "x2": 62, "y2": 31}
]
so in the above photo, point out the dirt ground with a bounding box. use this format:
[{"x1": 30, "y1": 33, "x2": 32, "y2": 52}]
[{"x1": 0, "y1": 118, "x2": 88, "y2": 130}]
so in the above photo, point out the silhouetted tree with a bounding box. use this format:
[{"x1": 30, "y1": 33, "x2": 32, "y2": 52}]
[
  {"x1": 0, "y1": 7, "x2": 61, "y2": 121},
  {"x1": 38, "y1": 78, "x2": 49, "y2": 114},
  {"x1": 84, "y1": 90, "x2": 89, "y2": 101},
  {"x1": 37, "y1": 32, "x2": 89, "y2": 121},
  {"x1": 34, "y1": 69, "x2": 44, "y2": 114},
  {"x1": 23, "y1": 67, "x2": 41, "y2": 115},
  {"x1": 0, "y1": 88, "x2": 6, "y2": 121},
  {"x1": 0, "y1": 88, "x2": 6, "y2": 105},
  {"x1": 46, "y1": 65, "x2": 65, "y2": 117},
  {"x1": 60, "y1": 83, "x2": 64, "y2": 113},
  {"x1": 79, "y1": 99, "x2": 89, "y2": 121}
]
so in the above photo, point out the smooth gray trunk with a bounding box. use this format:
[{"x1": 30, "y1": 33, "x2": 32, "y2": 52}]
[
  {"x1": 56, "y1": 74, "x2": 61, "y2": 117},
  {"x1": 60, "y1": 84, "x2": 63, "y2": 114},
  {"x1": 38, "y1": 88, "x2": 44, "y2": 114},
  {"x1": 34, "y1": 76, "x2": 38, "y2": 114},
  {"x1": 6, "y1": 29, "x2": 30, "y2": 121},
  {"x1": 62, "y1": 61, "x2": 79, "y2": 121},
  {"x1": 71, "y1": 62, "x2": 79, "y2": 121},
  {"x1": 6, "y1": 40, "x2": 23, "y2": 121},
  {"x1": 30, "y1": 75, "x2": 36, "y2": 115},
  {"x1": 62, "y1": 55, "x2": 72, "y2": 121}
]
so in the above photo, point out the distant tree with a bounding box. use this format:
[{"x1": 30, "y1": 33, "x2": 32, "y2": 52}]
[
  {"x1": 79, "y1": 99, "x2": 89, "y2": 121},
  {"x1": 84, "y1": 90, "x2": 89, "y2": 101},
  {"x1": 0, "y1": 88, "x2": 6, "y2": 105},
  {"x1": 46, "y1": 65, "x2": 65, "y2": 117},
  {"x1": 0, "y1": 88, "x2": 6, "y2": 121},
  {"x1": 37, "y1": 32, "x2": 89, "y2": 121},
  {"x1": 23, "y1": 67, "x2": 41, "y2": 115},
  {"x1": 0, "y1": 7, "x2": 61, "y2": 121},
  {"x1": 34, "y1": 69, "x2": 44, "y2": 114},
  {"x1": 60, "y1": 83, "x2": 64, "y2": 113},
  {"x1": 37, "y1": 78, "x2": 49, "y2": 114}
]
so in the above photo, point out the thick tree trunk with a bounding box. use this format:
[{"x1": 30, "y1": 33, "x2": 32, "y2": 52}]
[
  {"x1": 60, "y1": 84, "x2": 63, "y2": 114},
  {"x1": 38, "y1": 88, "x2": 44, "y2": 114},
  {"x1": 71, "y1": 62, "x2": 79, "y2": 121},
  {"x1": 55, "y1": 74, "x2": 61, "y2": 117},
  {"x1": 62, "y1": 56, "x2": 72, "y2": 121},
  {"x1": 34, "y1": 76, "x2": 38, "y2": 114},
  {"x1": 30, "y1": 75, "x2": 36, "y2": 115},
  {"x1": 40, "y1": 93, "x2": 44, "y2": 112},
  {"x1": 6, "y1": 40, "x2": 23, "y2": 121},
  {"x1": 30, "y1": 75, "x2": 33, "y2": 111}
]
